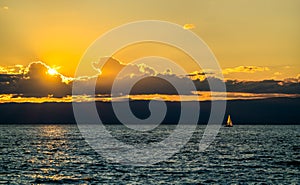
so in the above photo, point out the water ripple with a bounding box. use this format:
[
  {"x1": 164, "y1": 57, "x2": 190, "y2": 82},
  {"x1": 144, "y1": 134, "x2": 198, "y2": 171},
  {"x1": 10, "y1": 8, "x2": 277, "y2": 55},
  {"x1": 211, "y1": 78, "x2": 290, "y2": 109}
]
[{"x1": 0, "y1": 124, "x2": 299, "y2": 184}]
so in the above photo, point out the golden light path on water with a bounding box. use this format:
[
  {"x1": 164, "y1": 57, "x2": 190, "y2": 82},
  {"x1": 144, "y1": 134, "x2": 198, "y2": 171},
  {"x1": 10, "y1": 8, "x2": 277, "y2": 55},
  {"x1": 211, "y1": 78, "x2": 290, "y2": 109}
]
[{"x1": 0, "y1": 92, "x2": 299, "y2": 104}]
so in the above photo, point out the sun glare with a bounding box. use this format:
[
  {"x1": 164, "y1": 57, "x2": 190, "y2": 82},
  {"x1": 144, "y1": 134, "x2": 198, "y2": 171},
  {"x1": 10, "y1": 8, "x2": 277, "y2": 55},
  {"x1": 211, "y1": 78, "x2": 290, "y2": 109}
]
[{"x1": 47, "y1": 68, "x2": 58, "y2": 75}]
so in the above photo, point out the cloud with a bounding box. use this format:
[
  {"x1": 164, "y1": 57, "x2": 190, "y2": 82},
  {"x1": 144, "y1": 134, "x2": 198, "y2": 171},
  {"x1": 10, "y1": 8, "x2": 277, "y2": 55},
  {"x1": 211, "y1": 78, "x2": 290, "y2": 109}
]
[
  {"x1": 0, "y1": 63, "x2": 66, "y2": 81},
  {"x1": 136, "y1": 63, "x2": 157, "y2": 76},
  {"x1": 91, "y1": 57, "x2": 190, "y2": 95},
  {"x1": 1, "y1": 92, "x2": 299, "y2": 104},
  {"x1": 0, "y1": 62, "x2": 72, "y2": 97},
  {"x1": 0, "y1": 65, "x2": 24, "y2": 74},
  {"x1": 223, "y1": 66, "x2": 270, "y2": 74},
  {"x1": 23, "y1": 61, "x2": 73, "y2": 83},
  {"x1": 115, "y1": 74, "x2": 194, "y2": 95},
  {"x1": 3, "y1": 6, "x2": 8, "y2": 10},
  {"x1": 186, "y1": 71, "x2": 215, "y2": 81},
  {"x1": 187, "y1": 72, "x2": 207, "y2": 77},
  {"x1": 224, "y1": 79, "x2": 300, "y2": 94},
  {"x1": 92, "y1": 57, "x2": 158, "y2": 79},
  {"x1": 163, "y1": 69, "x2": 172, "y2": 75},
  {"x1": 20, "y1": 63, "x2": 72, "y2": 97},
  {"x1": 0, "y1": 59, "x2": 299, "y2": 100},
  {"x1": 283, "y1": 76, "x2": 300, "y2": 83},
  {"x1": 273, "y1": 72, "x2": 282, "y2": 76},
  {"x1": 183, "y1": 24, "x2": 195, "y2": 30}
]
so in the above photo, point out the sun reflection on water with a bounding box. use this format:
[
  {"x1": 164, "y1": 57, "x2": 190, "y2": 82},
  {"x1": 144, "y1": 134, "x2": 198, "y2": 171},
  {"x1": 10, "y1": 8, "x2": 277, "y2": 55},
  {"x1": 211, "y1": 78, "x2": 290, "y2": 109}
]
[{"x1": 23, "y1": 125, "x2": 94, "y2": 183}]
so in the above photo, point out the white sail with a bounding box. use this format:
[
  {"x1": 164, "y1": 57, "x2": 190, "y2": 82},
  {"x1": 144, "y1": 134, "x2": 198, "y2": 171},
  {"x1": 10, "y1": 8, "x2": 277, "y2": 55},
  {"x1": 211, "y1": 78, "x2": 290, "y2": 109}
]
[{"x1": 226, "y1": 115, "x2": 233, "y2": 127}]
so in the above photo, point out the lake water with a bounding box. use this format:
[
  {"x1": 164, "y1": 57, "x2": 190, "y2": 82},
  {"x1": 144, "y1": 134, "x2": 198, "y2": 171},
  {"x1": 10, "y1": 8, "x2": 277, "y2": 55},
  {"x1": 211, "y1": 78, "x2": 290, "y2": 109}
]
[{"x1": 0, "y1": 124, "x2": 299, "y2": 184}]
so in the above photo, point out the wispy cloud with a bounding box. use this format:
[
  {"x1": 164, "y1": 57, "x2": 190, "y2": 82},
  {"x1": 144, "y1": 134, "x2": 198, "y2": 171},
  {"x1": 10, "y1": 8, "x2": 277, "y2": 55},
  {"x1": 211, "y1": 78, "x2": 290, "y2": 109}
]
[
  {"x1": 0, "y1": 65, "x2": 24, "y2": 74},
  {"x1": 273, "y1": 72, "x2": 282, "y2": 76},
  {"x1": 223, "y1": 66, "x2": 270, "y2": 74},
  {"x1": 186, "y1": 71, "x2": 214, "y2": 81},
  {"x1": 283, "y1": 74, "x2": 300, "y2": 83},
  {"x1": 1, "y1": 92, "x2": 299, "y2": 104},
  {"x1": 3, "y1": 6, "x2": 8, "y2": 10},
  {"x1": 183, "y1": 24, "x2": 195, "y2": 30}
]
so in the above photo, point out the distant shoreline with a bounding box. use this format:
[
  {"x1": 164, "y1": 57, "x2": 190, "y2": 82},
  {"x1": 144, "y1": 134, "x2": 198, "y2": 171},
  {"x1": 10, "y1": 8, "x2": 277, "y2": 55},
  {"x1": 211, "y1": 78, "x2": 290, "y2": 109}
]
[{"x1": 0, "y1": 97, "x2": 299, "y2": 124}]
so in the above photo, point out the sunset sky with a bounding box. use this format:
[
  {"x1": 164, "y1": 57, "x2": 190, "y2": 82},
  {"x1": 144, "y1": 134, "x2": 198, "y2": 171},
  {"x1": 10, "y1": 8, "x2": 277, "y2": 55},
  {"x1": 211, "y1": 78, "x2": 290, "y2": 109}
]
[
  {"x1": 0, "y1": 0, "x2": 299, "y2": 81},
  {"x1": 0, "y1": 0, "x2": 300, "y2": 105}
]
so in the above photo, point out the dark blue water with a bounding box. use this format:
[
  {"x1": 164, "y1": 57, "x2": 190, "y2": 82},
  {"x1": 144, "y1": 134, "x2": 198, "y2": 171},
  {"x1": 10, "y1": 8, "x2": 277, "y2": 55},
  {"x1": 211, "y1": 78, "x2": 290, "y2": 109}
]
[{"x1": 0, "y1": 124, "x2": 299, "y2": 184}]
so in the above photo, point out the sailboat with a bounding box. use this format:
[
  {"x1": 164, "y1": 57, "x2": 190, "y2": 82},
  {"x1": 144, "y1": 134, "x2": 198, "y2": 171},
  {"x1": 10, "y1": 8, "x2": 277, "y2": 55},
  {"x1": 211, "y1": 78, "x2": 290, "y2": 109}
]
[{"x1": 225, "y1": 115, "x2": 233, "y2": 127}]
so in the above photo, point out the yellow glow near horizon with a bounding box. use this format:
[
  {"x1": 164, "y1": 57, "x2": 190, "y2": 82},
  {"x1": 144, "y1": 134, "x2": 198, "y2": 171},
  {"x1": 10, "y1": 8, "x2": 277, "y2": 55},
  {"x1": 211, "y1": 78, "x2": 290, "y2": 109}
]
[{"x1": 1, "y1": 92, "x2": 299, "y2": 104}]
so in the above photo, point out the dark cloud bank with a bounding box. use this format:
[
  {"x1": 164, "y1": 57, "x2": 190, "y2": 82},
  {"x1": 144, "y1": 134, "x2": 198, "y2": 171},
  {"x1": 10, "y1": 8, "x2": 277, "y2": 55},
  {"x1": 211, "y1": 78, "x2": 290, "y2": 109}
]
[{"x1": 0, "y1": 60, "x2": 300, "y2": 96}]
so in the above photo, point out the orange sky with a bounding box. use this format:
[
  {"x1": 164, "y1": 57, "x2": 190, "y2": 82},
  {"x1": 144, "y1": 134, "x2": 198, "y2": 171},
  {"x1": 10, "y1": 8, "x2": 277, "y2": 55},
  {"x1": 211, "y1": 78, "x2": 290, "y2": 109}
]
[{"x1": 0, "y1": 0, "x2": 299, "y2": 81}]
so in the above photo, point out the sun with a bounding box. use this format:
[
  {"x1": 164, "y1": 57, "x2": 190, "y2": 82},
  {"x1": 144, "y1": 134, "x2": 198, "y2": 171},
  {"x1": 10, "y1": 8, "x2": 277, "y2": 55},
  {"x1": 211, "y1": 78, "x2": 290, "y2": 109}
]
[{"x1": 47, "y1": 68, "x2": 58, "y2": 75}]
